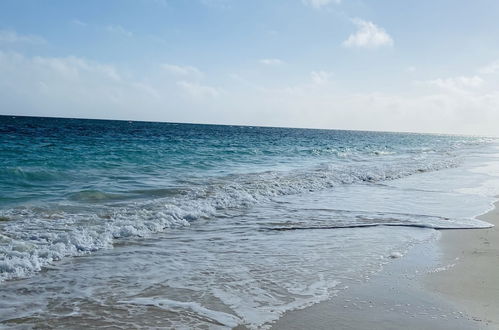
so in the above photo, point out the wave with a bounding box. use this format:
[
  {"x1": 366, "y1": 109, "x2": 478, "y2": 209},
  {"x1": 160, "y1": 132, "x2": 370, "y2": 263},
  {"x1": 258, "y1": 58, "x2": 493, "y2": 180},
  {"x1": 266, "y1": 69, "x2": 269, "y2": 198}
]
[
  {"x1": 120, "y1": 298, "x2": 242, "y2": 328},
  {"x1": 0, "y1": 167, "x2": 64, "y2": 184},
  {"x1": 0, "y1": 155, "x2": 482, "y2": 282},
  {"x1": 268, "y1": 222, "x2": 492, "y2": 231},
  {"x1": 264, "y1": 209, "x2": 493, "y2": 231},
  {"x1": 67, "y1": 190, "x2": 130, "y2": 202}
]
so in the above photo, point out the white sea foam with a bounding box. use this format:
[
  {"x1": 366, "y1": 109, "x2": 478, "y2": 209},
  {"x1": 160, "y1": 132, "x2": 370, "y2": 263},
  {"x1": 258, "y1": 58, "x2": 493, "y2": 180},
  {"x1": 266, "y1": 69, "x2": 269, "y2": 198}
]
[
  {"x1": 120, "y1": 298, "x2": 242, "y2": 328},
  {"x1": 0, "y1": 153, "x2": 493, "y2": 282},
  {"x1": 0, "y1": 224, "x2": 440, "y2": 329},
  {"x1": 428, "y1": 262, "x2": 457, "y2": 273}
]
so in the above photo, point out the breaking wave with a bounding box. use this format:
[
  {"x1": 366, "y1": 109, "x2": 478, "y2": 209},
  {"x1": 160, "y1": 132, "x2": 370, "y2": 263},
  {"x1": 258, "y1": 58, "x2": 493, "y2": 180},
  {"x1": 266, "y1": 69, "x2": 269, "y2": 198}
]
[{"x1": 0, "y1": 155, "x2": 486, "y2": 282}]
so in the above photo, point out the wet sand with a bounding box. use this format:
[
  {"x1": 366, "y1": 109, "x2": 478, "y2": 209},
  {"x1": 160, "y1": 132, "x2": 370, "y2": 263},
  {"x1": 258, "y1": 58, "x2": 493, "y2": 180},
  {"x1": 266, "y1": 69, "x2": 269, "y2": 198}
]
[
  {"x1": 426, "y1": 202, "x2": 499, "y2": 328},
  {"x1": 270, "y1": 202, "x2": 499, "y2": 330}
]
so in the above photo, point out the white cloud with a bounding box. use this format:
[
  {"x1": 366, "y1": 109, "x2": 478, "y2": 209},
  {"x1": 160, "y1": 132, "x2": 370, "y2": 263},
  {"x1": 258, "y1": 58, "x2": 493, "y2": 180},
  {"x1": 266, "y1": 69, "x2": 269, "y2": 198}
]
[
  {"x1": 105, "y1": 25, "x2": 133, "y2": 38},
  {"x1": 425, "y1": 76, "x2": 484, "y2": 91},
  {"x1": 0, "y1": 29, "x2": 46, "y2": 45},
  {"x1": 343, "y1": 19, "x2": 393, "y2": 48},
  {"x1": 3, "y1": 50, "x2": 499, "y2": 136},
  {"x1": 177, "y1": 81, "x2": 223, "y2": 99},
  {"x1": 302, "y1": 0, "x2": 341, "y2": 9},
  {"x1": 0, "y1": 52, "x2": 147, "y2": 116},
  {"x1": 310, "y1": 70, "x2": 333, "y2": 84},
  {"x1": 0, "y1": 51, "x2": 224, "y2": 123},
  {"x1": 259, "y1": 58, "x2": 284, "y2": 66},
  {"x1": 478, "y1": 60, "x2": 499, "y2": 74},
  {"x1": 406, "y1": 66, "x2": 416, "y2": 73},
  {"x1": 161, "y1": 64, "x2": 204, "y2": 79},
  {"x1": 70, "y1": 19, "x2": 87, "y2": 27},
  {"x1": 228, "y1": 78, "x2": 499, "y2": 136},
  {"x1": 218, "y1": 67, "x2": 499, "y2": 136}
]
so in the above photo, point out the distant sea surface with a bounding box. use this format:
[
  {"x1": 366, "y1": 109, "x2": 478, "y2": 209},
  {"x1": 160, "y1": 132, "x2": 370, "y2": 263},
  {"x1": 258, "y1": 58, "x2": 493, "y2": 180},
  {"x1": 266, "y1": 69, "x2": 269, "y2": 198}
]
[{"x1": 1, "y1": 116, "x2": 499, "y2": 328}]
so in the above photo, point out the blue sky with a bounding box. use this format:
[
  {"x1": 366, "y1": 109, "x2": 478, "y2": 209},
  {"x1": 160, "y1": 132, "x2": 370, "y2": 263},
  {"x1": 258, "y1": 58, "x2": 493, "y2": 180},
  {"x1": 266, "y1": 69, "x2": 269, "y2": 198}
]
[{"x1": 1, "y1": 0, "x2": 499, "y2": 135}]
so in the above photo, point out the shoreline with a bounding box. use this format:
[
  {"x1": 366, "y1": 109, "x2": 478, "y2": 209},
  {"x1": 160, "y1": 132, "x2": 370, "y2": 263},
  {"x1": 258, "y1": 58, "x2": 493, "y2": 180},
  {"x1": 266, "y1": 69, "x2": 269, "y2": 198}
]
[
  {"x1": 425, "y1": 201, "x2": 499, "y2": 328},
  {"x1": 270, "y1": 202, "x2": 499, "y2": 330}
]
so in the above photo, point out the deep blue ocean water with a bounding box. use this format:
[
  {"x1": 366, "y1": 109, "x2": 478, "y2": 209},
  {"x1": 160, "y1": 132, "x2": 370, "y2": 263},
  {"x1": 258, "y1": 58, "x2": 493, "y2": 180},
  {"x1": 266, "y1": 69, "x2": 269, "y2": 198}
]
[{"x1": 1, "y1": 115, "x2": 498, "y2": 328}]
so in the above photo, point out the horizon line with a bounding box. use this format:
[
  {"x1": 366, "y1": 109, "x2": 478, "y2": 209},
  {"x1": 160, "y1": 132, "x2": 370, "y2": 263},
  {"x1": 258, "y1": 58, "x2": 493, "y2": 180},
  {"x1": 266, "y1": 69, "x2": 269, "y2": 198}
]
[{"x1": 0, "y1": 113, "x2": 492, "y2": 138}]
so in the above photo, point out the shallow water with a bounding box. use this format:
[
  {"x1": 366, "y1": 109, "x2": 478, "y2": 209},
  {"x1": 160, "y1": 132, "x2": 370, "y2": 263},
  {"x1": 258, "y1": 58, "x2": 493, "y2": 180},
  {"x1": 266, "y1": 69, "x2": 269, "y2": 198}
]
[{"x1": 1, "y1": 116, "x2": 499, "y2": 328}]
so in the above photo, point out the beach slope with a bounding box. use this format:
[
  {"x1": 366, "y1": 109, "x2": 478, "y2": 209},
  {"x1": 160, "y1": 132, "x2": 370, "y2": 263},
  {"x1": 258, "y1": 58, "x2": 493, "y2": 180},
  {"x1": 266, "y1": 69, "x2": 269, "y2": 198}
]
[
  {"x1": 426, "y1": 202, "x2": 499, "y2": 328},
  {"x1": 271, "y1": 203, "x2": 499, "y2": 330}
]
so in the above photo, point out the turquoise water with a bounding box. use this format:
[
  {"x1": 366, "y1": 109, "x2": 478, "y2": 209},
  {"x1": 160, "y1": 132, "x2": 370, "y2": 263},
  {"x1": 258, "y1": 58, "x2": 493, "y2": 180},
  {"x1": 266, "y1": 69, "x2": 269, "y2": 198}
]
[
  {"x1": 0, "y1": 116, "x2": 486, "y2": 207},
  {"x1": 1, "y1": 115, "x2": 498, "y2": 328}
]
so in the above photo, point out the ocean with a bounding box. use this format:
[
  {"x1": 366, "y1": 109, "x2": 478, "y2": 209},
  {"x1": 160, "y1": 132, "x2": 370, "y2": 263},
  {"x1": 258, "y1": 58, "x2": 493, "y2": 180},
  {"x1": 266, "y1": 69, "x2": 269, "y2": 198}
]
[{"x1": 1, "y1": 115, "x2": 498, "y2": 329}]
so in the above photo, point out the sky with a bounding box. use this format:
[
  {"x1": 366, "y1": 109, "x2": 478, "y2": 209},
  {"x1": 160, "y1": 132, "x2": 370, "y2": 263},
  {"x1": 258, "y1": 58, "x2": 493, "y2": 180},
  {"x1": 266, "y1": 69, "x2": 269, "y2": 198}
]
[{"x1": 1, "y1": 0, "x2": 499, "y2": 135}]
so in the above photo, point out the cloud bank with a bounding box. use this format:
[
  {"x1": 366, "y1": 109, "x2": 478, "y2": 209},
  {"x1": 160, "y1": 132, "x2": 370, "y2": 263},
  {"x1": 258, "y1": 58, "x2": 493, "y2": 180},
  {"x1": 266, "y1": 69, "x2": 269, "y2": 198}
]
[
  {"x1": 2, "y1": 50, "x2": 499, "y2": 136},
  {"x1": 259, "y1": 58, "x2": 284, "y2": 66},
  {"x1": 0, "y1": 30, "x2": 46, "y2": 45}
]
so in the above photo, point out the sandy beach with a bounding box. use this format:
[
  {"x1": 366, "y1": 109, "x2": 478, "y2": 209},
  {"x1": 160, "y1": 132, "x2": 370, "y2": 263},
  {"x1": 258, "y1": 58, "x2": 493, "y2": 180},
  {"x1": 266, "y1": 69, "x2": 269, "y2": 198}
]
[
  {"x1": 271, "y1": 202, "x2": 499, "y2": 330},
  {"x1": 426, "y1": 201, "x2": 499, "y2": 328}
]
